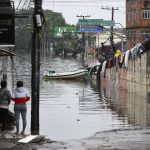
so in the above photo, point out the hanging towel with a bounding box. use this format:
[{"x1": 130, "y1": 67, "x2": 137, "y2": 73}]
[
  {"x1": 124, "y1": 50, "x2": 130, "y2": 68},
  {"x1": 131, "y1": 43, "x2": 144, "y2": 59},
  {"x1": 101, "y1": 61, "x2": 107, "y2": 74}
]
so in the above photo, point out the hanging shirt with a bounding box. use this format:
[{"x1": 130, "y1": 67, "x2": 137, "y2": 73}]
[
  {"x1": 114, "y1": 49, "x2": 122, "y2": 58},
  {"x1": 124, "y1": 50, "x2": 130, "y2": 68},
  {"x1": 101, "y1": 61, "x2": 107, "y2": 74}
]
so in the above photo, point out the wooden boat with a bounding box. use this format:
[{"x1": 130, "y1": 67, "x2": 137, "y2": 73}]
[{"x1": 43, "y1": 68, "x2": 88, "y2": 80}]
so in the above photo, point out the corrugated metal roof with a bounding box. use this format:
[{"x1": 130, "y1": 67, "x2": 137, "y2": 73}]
[{"x1": 93, "y1": 30, "x2": 126, "y2": 47}]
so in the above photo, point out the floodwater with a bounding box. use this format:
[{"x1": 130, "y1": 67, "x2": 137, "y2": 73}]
[{"x1": 7, "y1": 50, "x2": 149, "y2": 141}]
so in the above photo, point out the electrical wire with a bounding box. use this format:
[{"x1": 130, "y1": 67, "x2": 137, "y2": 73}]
[
  {"x1": 42, "y1": 0, "x2": 125, "y2": 14},
  {"x1": 21, "y1": 0, "x2": 30, "y2": 9},
  {"x1": 16, "y1": 0, "x2": 22, "y2": 10},
  {"x1": 14, "y1": 0, "x2": 32, "y2": 10},
  {"x1": 42, "y1": 0, "x2": 125, "y2": 6},
  {"x1": 42, "y1": 4, "x2": 125, "y2": 8},
  {"x1": 43, "y1": 0, "x2": 125, "y2": 3}
]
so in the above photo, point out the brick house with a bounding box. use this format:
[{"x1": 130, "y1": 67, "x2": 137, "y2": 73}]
[{"x1": 126, "y1": 0, "x2": 150, "y2": 49}]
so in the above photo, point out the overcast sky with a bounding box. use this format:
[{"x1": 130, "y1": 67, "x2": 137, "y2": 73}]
[{"x1": 15, "y1": 0, "x2": 126, "y2": 27}]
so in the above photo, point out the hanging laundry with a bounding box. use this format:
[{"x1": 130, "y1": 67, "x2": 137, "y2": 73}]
[
  {"x1": 114, "y1": 49, "x2": 122, "y2": 58},
  {"x1": 101, "y1": 61, "x2": 107, "y2": 74},
  {"x1": 124, "y1": 50, "x2": 131, "y2": 69}
]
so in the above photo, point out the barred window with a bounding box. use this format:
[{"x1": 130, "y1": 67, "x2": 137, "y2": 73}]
[
  {"x1": 143, "y1": 9, "x2": 150, "y2": 19},
  {"x1": 142, "y1": 31, "x2": 150, "y2": 40}
]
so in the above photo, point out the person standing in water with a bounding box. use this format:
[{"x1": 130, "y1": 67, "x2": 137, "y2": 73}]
[
  {"x1": 0, "y1": 80, "x2": 11, "y2": 132},
  {"x1": 12, "y1": 81, "x2": 30, "y2": 135}
]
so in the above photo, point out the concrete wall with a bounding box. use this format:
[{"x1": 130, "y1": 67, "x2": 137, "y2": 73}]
[
  {"x1": 127, "y1": 53, "x2": 147, "y2": 126},
  {"x1": 100, "y1": 49, "x2": 150, "y2": 126}
]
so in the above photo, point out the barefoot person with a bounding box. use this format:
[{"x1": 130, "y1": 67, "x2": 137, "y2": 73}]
[
  {"x1": 0, "y1": 80, "x2": 11, "y2": 132},
  {"x1": 12, "y1": 81, "x2": 30, "y2": 135}
]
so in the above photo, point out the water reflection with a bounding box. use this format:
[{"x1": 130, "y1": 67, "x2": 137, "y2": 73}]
[
  {"x1": 39, "y1": 80, "x2": 127, "y2": 140},
  {"x1": 7, "y1": 51, "x2": 150, "y2": 141},
  {"x1": 127, "y1": 82, "x2": 150, "y2": 126}
]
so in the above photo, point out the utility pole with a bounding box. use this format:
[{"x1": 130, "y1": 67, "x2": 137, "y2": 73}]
[
  {"x1": 102, "y1": 7, "x2": 118, "y2": 54},
  {"x1": 76, "y1": 15, "x2": 90, "y2": 66},
  {"x1": 31, "y1": 0, "x2": 43, "y2": 135}
]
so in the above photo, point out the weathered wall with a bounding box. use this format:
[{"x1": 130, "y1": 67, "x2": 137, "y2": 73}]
[
  {"x1": 127, "y1": 53, "x2": 147, "y2": 126},
  {"x1": 100, "y1": 48, "x2": 150, "y2": 126}
]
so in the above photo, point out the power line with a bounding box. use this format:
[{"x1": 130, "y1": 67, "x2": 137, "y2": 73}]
[
  {"x1": 42, "y1": 4, "x2": 125, "y2": 8},
  {"x1": 43, "y1": 0, "x2": 125, "y2": 2},
  {"x1": 43, "y1": 0, "x2": 125, "y2": 5},
  {"x1": 15, "y1": 0, "x2": 31, "y2": 10},
  {"x1": 16, "y1": 0, "x2": 22, "y2": 10}
]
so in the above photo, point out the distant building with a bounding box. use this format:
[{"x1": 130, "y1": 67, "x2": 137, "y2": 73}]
[
  {"x1": 89, "y1": 30, "x2": 126, "y2": 59},
  {"x1": 126, "y1": 0, "x2": 150, "y2": 49}
]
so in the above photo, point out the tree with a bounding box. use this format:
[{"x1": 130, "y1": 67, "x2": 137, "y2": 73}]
[{"x1": 15, "y1": 8, "x2": 78, "y2": 57}]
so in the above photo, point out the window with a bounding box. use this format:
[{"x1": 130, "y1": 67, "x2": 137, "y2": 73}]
[
  {"x1": 142, "y1": 30, "x2": 150, "y2": 40},
  {"x1": 143, "y1": 9, "x2": 150, "y2": 19}
]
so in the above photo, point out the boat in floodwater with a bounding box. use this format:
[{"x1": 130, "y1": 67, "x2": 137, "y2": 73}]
[{"x1": 43, "y1": 68, "x2": 88, "y2": 80}]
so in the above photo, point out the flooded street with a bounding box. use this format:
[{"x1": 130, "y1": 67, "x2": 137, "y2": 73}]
[
  {"x1": 0, "y1": 1, "x2": 150, "y2": 149},
  {"x1": 38, "y1": 79, "x2": 129, "y2": 140},
  {"x1": 7, "y1": 51, "x2": 148, "y2": 141}
]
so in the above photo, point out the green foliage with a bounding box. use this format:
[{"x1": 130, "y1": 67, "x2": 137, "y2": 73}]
[{"x1": 15, "y1": 8, "x2": 78, "y2": 56}]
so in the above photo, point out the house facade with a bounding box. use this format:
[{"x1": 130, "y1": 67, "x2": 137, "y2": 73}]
[
  {"x1": 88, "y1": 30, "x2": 126, "y2": 59},
  {"x1": 126, "y1": 0, "x2": 150, "y2": 49}
]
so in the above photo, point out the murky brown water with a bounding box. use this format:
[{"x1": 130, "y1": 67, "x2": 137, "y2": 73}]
[{"x1": 7, "y1": 50, "x2": 150, "y2": 141}]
